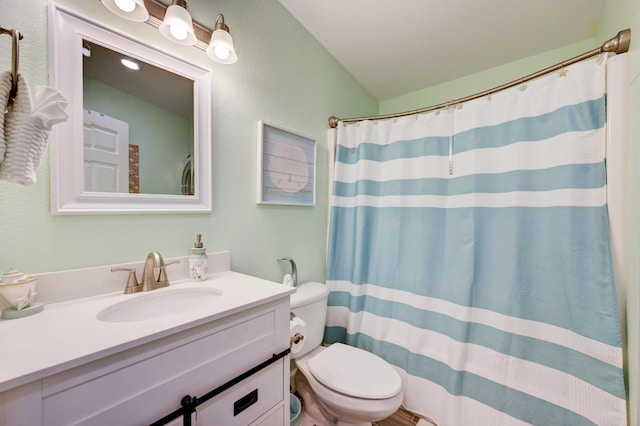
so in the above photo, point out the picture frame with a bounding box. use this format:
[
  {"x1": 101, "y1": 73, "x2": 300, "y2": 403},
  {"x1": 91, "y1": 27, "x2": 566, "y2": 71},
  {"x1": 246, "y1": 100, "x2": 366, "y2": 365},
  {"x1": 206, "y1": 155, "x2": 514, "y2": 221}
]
[{"x1": 257, "y1": 121, "x2": 316, "y2": 205}]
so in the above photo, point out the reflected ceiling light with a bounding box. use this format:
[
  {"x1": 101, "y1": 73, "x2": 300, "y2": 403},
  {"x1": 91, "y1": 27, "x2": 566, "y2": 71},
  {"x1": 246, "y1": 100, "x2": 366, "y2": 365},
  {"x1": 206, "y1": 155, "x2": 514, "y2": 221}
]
[
  {"x1": 100, "y1": 0, "x2": 149, "y2": 22},
  {"x1": 206, "y1": 14, "x2": 237, "y2": 64},
  {"x1": 120, "y1": 58, "x2": 141, "y2": 70},
  {"x1": 159, "y1": 0, "x2": 197, "y2": 46}
]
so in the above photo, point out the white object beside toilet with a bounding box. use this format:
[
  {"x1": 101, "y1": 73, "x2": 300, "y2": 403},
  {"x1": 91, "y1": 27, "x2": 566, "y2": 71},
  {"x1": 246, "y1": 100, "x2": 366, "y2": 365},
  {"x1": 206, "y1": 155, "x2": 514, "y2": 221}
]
[
  {"x1": 289, "y1": 314, "x2": 307, "y2": 355},
  {"x1": 290, "y1": 282, "x2": 403, "y2": 426}
]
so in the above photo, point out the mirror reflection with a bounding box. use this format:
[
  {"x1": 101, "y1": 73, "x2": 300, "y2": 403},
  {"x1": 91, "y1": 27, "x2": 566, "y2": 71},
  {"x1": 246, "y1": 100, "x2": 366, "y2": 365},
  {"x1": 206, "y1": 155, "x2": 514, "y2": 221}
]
[
  {"x1": 49, "y1": 2, "x2": 211, "y2": 214},
  {"x1": 82, "y1": 40, "x2": 194, "y2": 195}
]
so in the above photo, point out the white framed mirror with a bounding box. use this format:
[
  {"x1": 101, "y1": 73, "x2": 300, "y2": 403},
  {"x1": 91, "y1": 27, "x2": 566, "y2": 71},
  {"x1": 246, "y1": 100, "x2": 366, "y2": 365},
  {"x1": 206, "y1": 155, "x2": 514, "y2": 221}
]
[{"x1": 48, "y1": 2, "x2": 211, "y2": 214}]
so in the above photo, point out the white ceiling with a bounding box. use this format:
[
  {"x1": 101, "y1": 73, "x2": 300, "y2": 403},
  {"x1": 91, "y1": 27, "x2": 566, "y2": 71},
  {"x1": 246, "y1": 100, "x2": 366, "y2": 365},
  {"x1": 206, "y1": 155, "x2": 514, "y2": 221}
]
[{"x1": 278, "y1": 0, "x2": 606, "y2": 101}]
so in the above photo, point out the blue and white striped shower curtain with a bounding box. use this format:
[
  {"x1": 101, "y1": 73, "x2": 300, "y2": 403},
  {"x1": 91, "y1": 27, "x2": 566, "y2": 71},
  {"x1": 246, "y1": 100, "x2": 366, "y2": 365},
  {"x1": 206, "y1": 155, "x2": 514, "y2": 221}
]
[{"x1": 325, "y1": 56, "x2": 626, "y2": 425}]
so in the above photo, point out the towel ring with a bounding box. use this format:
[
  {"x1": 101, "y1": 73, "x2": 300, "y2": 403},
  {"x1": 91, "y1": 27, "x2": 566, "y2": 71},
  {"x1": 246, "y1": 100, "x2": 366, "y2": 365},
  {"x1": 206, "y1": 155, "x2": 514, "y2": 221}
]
[{"x1": 0, "y1": 26, "x2": 24, "y2": 104}]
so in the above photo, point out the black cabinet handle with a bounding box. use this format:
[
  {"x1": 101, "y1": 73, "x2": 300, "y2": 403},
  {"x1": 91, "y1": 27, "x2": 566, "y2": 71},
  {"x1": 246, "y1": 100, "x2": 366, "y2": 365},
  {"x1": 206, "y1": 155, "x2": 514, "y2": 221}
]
[{"x1": 234, "y1": 389, "x2": 258, "y2": 416}]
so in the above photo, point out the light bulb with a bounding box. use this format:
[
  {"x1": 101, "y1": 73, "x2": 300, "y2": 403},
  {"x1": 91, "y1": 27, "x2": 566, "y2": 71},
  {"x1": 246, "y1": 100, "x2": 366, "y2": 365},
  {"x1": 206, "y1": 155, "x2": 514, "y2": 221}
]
[
  {"x1": 215, "y1": 46, "x2": 230, "y2": 60},
  {"x1": 100, "y1": 0, "x2": 148, "y2": 22},
  {"x1": 114, "y1": 0, "x2": 136, "y2": 13},
  {"x1": 206, "y1": 22, "x2": 238, "y2": 65},
  {"x1": 169, "y1": 24, "x2": 188, "y2": 41},
  {"x1": 159, "y1": 2, "x2": 196, "y2": 45}
]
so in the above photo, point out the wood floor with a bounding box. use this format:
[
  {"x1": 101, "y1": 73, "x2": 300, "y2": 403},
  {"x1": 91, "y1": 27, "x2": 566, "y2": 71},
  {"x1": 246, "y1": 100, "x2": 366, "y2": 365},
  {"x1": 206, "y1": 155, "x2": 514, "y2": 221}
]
[{"x1": 374, "y1": 407, "x2": 437, "y2": 426}]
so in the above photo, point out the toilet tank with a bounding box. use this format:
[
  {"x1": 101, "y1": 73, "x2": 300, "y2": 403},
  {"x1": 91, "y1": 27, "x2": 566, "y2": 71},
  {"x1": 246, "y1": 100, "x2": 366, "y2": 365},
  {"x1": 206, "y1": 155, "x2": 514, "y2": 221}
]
[{"x1": 290, "y1": 282, "x2": 329, "y2": 359}]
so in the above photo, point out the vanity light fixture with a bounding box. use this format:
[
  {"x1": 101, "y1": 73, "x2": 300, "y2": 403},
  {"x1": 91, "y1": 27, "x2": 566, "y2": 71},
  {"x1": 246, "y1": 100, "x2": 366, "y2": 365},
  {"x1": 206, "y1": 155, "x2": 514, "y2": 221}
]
[
  {"x1": 159, "y1": 0, "x2": 197, "y2": 46},
  {"x1": 101, "y1": 0, "x2": 238, "y2": 64},
  {"x1": 206, "y1": 14, "x2": 237, "y2": 64},
  {"x1": 100, "y1": 0, "x2": 149, "y2": 22}
]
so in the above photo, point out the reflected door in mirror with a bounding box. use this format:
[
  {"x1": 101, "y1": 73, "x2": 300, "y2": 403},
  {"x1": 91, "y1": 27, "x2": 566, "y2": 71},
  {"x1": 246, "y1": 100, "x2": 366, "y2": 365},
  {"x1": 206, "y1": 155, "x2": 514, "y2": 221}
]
[{"x1": 83, "y1": 110, "x2": 129, "y2": 193}]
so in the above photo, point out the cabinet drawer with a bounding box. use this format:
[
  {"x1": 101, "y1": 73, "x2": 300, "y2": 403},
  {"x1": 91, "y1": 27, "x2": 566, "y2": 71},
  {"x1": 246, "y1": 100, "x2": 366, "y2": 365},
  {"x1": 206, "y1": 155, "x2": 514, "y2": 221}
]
[
  {"x1": 252, "y1": 404, "x2": 286, "y2": 426},
  {"x1": 196, "y1": 359, "x2": 285, "y2": 425}
]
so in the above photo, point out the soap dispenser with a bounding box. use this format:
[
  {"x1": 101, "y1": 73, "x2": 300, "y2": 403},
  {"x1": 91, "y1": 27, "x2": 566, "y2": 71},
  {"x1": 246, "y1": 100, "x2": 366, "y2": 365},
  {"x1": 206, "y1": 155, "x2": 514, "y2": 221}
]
[{"x1": 189, "y1": 233, "x2": 208, "y2": 281}]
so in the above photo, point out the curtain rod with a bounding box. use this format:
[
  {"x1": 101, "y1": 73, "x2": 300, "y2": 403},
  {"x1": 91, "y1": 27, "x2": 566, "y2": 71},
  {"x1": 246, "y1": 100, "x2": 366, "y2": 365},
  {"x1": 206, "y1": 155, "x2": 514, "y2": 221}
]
[{"x1": 328, "y1": 29, "x2": 631, "y2": 129}]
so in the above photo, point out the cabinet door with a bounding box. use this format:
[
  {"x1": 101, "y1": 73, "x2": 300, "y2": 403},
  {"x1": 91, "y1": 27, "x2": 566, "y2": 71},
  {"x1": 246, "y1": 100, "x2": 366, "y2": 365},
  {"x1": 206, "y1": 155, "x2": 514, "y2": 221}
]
[
  {"x1": 196, "y1": 360, "x2": 285, "y2": 426},
  {"x1": 41, "y1": 301, "x2": 289, "y2": 426}
]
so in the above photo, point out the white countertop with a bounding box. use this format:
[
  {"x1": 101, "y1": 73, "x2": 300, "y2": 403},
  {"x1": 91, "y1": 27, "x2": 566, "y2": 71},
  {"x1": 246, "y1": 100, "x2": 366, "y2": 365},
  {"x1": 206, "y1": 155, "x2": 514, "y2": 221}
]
[{"x1": 0, "y1": 271, "x2": 295, "y2": 393}]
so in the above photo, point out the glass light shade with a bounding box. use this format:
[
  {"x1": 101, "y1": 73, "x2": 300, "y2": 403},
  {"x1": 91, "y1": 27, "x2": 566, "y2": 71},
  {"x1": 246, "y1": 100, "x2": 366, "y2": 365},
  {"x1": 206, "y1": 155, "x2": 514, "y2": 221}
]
[
  {"x1": 100, "y1": 0, "x2": 149, "y2": 22},
  {"x1": 206, "y1": 29, "x2": 238, "y2": 64},
  {"x1": 114, "y1": 0, "x2": 136, "y2": 13},
  {"x1": 159, "y1": 4, "x2": 197, "y2": 46}
]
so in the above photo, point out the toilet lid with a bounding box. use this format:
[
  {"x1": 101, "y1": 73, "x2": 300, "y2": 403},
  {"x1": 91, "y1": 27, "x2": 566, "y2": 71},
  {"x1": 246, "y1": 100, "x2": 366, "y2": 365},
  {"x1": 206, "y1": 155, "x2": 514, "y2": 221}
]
[{"x1": 307, "y1": 343, "x2": 402, "y2": 399}]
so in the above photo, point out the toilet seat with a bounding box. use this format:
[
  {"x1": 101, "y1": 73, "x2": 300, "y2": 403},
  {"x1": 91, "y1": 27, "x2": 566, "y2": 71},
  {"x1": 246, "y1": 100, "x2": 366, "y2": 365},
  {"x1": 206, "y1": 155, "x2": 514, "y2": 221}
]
[{"x1": 307, "y1": 343, "x2": 402, "y2": 399}]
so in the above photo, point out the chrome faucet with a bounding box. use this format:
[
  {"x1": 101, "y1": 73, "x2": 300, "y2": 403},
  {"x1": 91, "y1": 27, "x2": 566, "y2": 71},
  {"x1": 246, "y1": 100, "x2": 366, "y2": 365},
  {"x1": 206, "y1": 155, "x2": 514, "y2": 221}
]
[
  {"x1": 111, "y1": 252, "x2": 178, "y2": 294},
  {"x1": 278, "y1": 257, "x2": 297, "y2": 287}
]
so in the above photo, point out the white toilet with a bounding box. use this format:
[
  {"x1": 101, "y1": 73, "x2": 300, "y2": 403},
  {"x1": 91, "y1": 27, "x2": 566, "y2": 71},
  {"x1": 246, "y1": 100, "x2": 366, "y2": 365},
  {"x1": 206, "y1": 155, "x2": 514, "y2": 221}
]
[{"x1": 290, "y1": 282, "x2": 403, "y2": 426}]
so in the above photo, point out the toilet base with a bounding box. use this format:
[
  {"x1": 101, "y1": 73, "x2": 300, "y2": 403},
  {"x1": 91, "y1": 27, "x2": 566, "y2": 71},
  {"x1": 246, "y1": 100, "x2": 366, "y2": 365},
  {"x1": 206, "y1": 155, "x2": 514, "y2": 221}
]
[{"x1": 295, "y1": 370, "x2": 372, "y2": 426}]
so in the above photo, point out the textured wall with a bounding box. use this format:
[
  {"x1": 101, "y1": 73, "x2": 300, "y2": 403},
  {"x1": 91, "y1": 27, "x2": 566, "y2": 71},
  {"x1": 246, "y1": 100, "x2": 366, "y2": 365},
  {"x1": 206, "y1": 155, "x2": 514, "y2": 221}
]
[
  {"x1": 0, "y1": 0, "x2": 378, "y2": 284},
  {"x1": 597, "y1": 1, "x2": 640, "y2": 424}
]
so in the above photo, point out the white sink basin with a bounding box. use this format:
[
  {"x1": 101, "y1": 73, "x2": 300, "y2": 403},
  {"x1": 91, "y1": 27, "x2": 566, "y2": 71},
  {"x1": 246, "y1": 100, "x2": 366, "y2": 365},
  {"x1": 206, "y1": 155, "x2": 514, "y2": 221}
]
[{"x1": 97, "y1": 287, "x2": 223, "y2": 323}]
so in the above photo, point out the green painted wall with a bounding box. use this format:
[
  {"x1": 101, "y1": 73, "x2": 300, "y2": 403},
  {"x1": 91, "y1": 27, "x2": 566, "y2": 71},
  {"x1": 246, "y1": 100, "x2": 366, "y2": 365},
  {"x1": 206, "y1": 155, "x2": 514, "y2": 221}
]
[
  {"x1": 0, "y1": 0, "x2": 378, "y2": 284},
  {"x1": 597, "y1": 1, "x2": 640, "y2": 424}
]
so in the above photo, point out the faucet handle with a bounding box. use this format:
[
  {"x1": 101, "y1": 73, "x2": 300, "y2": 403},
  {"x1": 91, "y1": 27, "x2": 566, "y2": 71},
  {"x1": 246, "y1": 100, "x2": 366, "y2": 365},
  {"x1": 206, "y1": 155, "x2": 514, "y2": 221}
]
[
  {"x1": 111, "y1": 267, "x2": 142, "y2": 294},
  {"x1": 156, "y1": 259, "x2": 180, "y2": 288},
  {"x1": 278, "y1": 257, "x2": 297, "y2": 287}
]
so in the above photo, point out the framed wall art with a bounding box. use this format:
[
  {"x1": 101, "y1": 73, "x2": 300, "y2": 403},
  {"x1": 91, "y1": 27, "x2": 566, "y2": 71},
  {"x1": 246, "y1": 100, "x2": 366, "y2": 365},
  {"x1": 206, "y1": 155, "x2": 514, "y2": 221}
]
[{"x1": 257, "y1": 121, "x2": 316, "y2": 205}]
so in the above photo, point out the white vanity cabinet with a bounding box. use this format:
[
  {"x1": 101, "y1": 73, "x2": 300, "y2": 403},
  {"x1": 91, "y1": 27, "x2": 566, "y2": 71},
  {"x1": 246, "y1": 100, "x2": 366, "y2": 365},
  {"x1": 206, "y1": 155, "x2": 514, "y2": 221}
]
[{"x1": 0, "y1": 297, "x2": 291, "y2": 425}]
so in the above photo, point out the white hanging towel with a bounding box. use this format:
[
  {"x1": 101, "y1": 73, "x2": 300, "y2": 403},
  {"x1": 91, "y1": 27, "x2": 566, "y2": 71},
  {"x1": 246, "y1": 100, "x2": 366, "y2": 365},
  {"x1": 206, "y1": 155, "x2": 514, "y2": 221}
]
[
  {"x1": 0, "y1": 71, "x2": 13, "y2": 162},
  {"x1": 32, "y1": 85, "x2": 68, "y2": 129},
  {"x1": 0, "y1": 75, "x2": 68, "y2": 185}
]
